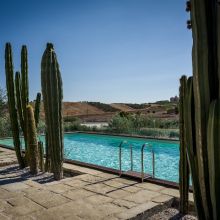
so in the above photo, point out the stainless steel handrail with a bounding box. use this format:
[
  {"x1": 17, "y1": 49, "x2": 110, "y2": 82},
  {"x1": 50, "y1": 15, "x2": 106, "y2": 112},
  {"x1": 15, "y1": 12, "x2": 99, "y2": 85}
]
[
  {"x1": 141, "y1": 143, "x2": 155, "y2": 182},
  {"x1": 152, "y1": 149, "x2": 155, "y2": 178},
  {"x1": 119, "y1": 141, "x2": 127, "y2": 176},
  {"x1": 141, "y1": 143, "x2": 147, "y2": 182},
  {"x1": 130, "y1": 144, "x2": 133, "y2": 171},
  {"x1": 119, "y1": 141, "x2": 155, "y2": 181}
]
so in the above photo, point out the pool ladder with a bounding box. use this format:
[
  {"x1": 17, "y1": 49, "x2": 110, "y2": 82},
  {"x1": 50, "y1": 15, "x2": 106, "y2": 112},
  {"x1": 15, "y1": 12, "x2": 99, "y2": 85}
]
[{"x1": 119, "y1": 141, "x2": 155, "y2": 182}]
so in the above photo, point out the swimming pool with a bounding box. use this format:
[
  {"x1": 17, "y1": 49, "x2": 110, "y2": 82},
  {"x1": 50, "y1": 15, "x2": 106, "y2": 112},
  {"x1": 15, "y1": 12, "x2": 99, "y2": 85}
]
[{"x1": 0, "y1": 133, "x2": 180, "y2": 183}]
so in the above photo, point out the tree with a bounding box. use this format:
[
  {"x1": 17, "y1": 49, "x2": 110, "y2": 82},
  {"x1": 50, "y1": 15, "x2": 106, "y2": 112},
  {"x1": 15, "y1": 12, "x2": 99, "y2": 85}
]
[{"x1": 0, "y1": 87, "x2": 7, "y2": 115}]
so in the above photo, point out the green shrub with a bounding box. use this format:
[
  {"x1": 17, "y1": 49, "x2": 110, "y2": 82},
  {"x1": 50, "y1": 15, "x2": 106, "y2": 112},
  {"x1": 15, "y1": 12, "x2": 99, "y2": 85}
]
[
  {"x1": 139, "y1": 128, "x2": 179, "y2": 139},
  {"x1": 125, "y1": 103, "x2": 149, "y2": 109},
  {"x1": 86, "y1": 102, "x2": 118, "y2": 112},
  {"x1": 63, "y1": 116, "x2": 81, "y2": 123},
  {"x1": 108, "y1": 113, "x2": 179, "y2": 139},
  {"x1": 0, "y1": 115, "x2": 12, "y2": 137},
  {"x1": 108, "y1": 114, "x2": 133, "y2": 133}
]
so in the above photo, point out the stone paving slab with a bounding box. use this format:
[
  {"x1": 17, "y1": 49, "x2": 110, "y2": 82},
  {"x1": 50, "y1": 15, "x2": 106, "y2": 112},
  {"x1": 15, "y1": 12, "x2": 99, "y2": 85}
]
[
  {"x1": 136, "y1": 182, "x2": 165, "y2": 192},
  {"x1": 112, "y1": 199, "x2": 137, "y2": 209},
  {"x1": 84, "y1": 183, "x2": 116, "y2": 194},
  {"x1": 1, "y1": 182, "x2": 30, "y2": 192},
  {"x1": 63, "y1": 188, "x2": 95, "y2": 200},
  {"x1": 107, "y1": 189, "x2": 132, "y2": 199},
  {"x1": 0, "y1": 147, "x2": 194, "y2": 220},
  {"x1": 4, "y1": 200, "x2": 44, "y2": 217},
  {"x1": 103, "y1": 179, "x2": 128, "y2": 188},
  {"x1": 63, "y1": 179, "x2": 90, "y2": 188},
  {"x1": 0, "y1": 149, "x2": 17, "y2": 167},
  {"x1": 123, "y1": 190, "x2": 161, "y2": 204},
  {"x1": 85, "y1": 194, "x2": 113, "y2": 205},
  {"x1": 46, "y1": 183, "x2": 73, "y2": 193},
  {"x1": 115, "y1": 202, "x2": 158, "y2": 219},
  {"x1": 122, "y1": 186, "x2": 141, "y2": 193}
]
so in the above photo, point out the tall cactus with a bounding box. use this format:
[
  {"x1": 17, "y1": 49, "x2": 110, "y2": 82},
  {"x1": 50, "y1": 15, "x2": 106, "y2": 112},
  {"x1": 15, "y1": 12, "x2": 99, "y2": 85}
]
[
  {"x1": 34, "y1": 93, "x2": 41, "y2": 129},
  {"x1": 44, "y1": 131, "x2": 51, "y2": 172},
  {"x1": 15, "y1": 72, "x2": 24, "y2": 132},
  {"x1": 182, "y1": 0, "x2": 220, "y2": 219},
  {"x1": 207, "y1": 100, "x2": 220, "y2": 220},
  {"x1": 38, "y1": 141, "x2": 44, "y2": 171},
  {"x1": 15, "y1": 46, "x2": 29, "y2": 163},
  {"x1": 21, "y1": 45, "x2": 29, "y2": 159},
  {"x1": 179, "y1": 75, "x2": 189, "y2": 214},
  {"x1": 184, "y1": 77, "x2": 204, "y2": 219},
  {"x1": 41, "y1": 43, "x2": 63, "y2": 180},
  {"x1": 26, "y1": 105, "x2": 39, "y2": 174},
  {"x1": 5, "y1": 43, "x2": 25, "y2": 168}
]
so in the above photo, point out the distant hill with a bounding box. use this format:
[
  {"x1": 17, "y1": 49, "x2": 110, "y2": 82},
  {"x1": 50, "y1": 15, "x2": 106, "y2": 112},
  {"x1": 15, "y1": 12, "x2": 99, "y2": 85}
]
[
  {"x1": 110, "y1": 103, "x2": 134, "y2": 112},
  {"x1": 30, "y1": 100, "x2": 178, "y2": 122},
  {"x1": 85, "y1": 102, "x2": 118, "y2": 112}
]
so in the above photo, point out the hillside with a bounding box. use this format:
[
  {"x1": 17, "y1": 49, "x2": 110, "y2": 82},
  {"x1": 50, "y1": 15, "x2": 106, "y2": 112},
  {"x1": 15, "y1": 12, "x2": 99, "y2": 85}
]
[
  {"x1": 32, "y1": 100, "x2": 178, "y2": 122},
  {"x1": 110, "y1": 103, "x2": 134, "y2": 112}
]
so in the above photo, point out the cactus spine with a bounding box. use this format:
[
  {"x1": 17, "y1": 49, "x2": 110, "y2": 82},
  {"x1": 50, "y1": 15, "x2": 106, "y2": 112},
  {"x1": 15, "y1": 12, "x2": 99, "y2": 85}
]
[
  {"x1": 5, "y1": 43, "x2": 25, "y2": 168},
  {"x1": 26, "y1": 105, "x2": 39, "y2": 174},
  {"x1": 179, "y1": 75, "x2": 189, "y2": 214},
  {"x1": 41, "y1": 43, "x2": 63, "y2": 180}
]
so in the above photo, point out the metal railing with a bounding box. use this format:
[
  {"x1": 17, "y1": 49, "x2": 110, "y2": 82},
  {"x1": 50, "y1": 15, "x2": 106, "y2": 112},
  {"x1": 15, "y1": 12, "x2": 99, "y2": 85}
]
[
  {"x1": 141, "y1": 143, "x2": 155, "y2": 182},
  {"x1": 130, "y1": 144, "x2": 133, "y2": 171},
  {"x1": 119, "y1": 141, "x2": 155, "y2": 182},
  {"x1": 119, "y1": 141, "x2": 127, "y2": 176}
]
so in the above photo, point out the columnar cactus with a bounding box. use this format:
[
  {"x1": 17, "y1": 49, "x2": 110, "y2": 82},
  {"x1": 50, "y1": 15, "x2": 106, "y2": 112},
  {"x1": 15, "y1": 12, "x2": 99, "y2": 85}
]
[
  {"x1": 34, "y1": 93, "x2": 41, "y2": 129},
  {"x1": 41, "y1": 43, "x2": 63, "y2": 180},
  {"x1": 182, "y1": 0, "x2": 220, "y2": 219},
  {"x1": 179, "y1": 75, "x2": 189, "y2": 214},
  {"x1": 21, "y1": 45, "x2": 29, "y2": 159},
  {"x1": 38, "y1": 141, "x2": 44, "y2": 171},
  {"x1": 5, "y1": 43, "x2": 25, "y2": 168},
  {"x1": 26, "y1": 105, "x2": 39, "y2": 174},
  {"x1": 44, "y1": 131, "x2": 51, "y2": 172},
  {"x1": 15, "y1": 72, "x2": 24, "y2": 131},
  {"x1": 207, "y1": 100, "x2": 220, "y2": 220},
  {"x1": 184, "y1": 77, "x2": 204, "y2": 219},
  {"x1": 14, "y1": 46, "x2": 29, "y2": 163}
]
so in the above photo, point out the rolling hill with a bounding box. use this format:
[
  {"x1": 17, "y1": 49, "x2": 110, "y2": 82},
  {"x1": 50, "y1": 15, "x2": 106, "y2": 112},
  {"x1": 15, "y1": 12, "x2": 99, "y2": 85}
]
[{"x1": 31, "y1": 100, "x2": 178, "y2": 122}]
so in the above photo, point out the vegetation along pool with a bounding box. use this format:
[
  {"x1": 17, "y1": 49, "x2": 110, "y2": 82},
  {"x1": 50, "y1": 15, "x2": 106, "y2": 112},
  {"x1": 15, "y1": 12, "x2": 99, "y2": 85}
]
[{"x1": 0, "y1": 133, "x2": 180, "y2": 183}]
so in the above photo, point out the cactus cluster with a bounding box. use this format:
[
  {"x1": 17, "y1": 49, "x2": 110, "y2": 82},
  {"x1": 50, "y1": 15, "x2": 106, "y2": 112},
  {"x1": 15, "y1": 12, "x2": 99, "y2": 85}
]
[
  {"x1": 180, "y1": 0, "x2": 220, "y2": 219},
  {"x1": 4, "y1": 43, "x2": 44, "y2": 174},
  {"x1": 41, "y1": 43, "x2": 64, "y2": 180},
  {"x1": 14, "y1": 46, "x2": 29, "y2": 162}
]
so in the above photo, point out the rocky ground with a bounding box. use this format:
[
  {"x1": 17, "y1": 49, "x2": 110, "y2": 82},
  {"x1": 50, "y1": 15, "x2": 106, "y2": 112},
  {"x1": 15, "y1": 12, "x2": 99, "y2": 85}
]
[{"x1": 148, "y1": 208, "x2": 197, "y2": 220}]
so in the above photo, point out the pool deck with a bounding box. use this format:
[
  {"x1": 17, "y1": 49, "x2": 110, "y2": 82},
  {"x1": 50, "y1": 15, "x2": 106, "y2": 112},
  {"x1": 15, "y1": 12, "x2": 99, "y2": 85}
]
[{"x1": 0, "y1": 147, "x2": 193, "y2": 220}]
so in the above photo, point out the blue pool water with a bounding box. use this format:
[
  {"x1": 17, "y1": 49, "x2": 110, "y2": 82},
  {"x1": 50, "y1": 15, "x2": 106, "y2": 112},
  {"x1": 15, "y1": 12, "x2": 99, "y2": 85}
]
[{"x1": 0, "y1": 133, "x2": 180, "y2": 183}]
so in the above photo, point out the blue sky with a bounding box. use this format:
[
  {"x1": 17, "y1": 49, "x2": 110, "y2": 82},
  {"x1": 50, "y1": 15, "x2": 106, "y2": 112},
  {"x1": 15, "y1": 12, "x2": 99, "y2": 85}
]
[{"x1": 0, "y1": 0, "x2": 192, "y2": 103}]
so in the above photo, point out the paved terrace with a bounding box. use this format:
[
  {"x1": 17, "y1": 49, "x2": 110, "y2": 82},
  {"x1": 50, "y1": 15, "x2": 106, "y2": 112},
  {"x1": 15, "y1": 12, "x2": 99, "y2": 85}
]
[{"x1": 0, "y1": 147, "x2": 193, "y2": 220}]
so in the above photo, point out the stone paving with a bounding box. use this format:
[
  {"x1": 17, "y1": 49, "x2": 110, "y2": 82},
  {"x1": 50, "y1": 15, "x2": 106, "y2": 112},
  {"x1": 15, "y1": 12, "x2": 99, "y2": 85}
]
[{"x1": 0, "y1": 147, "x2": 194, "y2": 220}]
